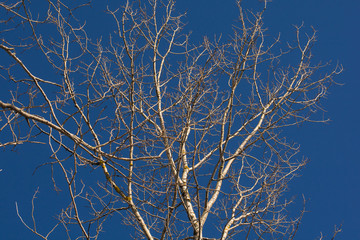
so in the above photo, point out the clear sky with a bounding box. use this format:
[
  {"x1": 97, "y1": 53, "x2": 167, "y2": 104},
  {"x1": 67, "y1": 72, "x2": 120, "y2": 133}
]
[{"x1": 1, "y1": 0, "x2": 359, "y2": 239}]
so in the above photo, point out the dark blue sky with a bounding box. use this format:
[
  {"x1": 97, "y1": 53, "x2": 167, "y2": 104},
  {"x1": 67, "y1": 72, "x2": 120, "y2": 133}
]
[
  {"x1": 176, "y1": 0, "x2": 360, "y2": 238},
  {"x1": 1, "y1": 0, "x2": 359, "y2": 239}
]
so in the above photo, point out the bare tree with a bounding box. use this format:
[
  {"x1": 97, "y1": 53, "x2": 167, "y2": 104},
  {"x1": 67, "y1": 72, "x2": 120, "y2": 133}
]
[{"x1": 0, "y1": 0, "x2": 342, "y2": 239}]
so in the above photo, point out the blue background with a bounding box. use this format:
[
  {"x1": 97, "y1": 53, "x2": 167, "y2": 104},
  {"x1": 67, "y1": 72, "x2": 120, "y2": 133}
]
[{"x1": 1, "y1": 0, "x2": 359, "y2": 239}]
